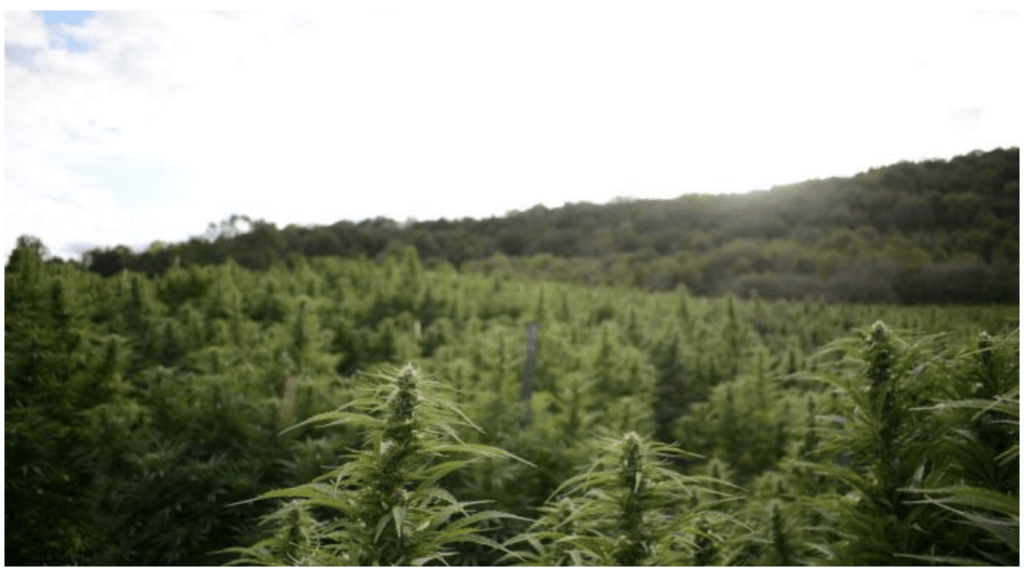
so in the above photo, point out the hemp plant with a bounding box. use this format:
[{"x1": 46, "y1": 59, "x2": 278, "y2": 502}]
[
  {"x1": 796, "y1": 321, "x2": 1012, "y2": 565},
  {"x1": 796, "y1": 321, "x2": 928, "y2": 564},
  {"x1": 224, "y1": 364, "x2": 530, "y2": 566},
  {"x1": 507, "y1": 431, "x2": 734, "y2": 566},
  {"x1": 898, "y1": 328, "x2": 1020, "y2": 566}
]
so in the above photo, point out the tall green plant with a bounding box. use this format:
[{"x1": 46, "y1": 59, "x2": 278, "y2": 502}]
[
  {"x1": 508, "y1": 431, "x2": 731, "y2": 566},
  {"x1": 223, "y1": 364, "x2": 530, "y2": 566},
  {"x1": 800, "y1": 321, "x2": 1019, "y2": 565},
  {"x1": 899, "y1": 329, "x2": 1019, "y2": 565},
  {"x1": 798, "y1": 321, "x2": 932, "y2": 564}
]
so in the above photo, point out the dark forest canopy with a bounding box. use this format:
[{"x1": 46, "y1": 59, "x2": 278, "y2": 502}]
[{"x1": 37, "y1": 147, "x2": 1021, "y2": 303}]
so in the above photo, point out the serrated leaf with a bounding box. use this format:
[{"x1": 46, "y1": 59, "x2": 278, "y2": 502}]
[
  {"x1": 252, "y1": 483, "x2": 356, "y2": 516},
  {"x1": 431, "y1": 442, "x2": 535, "y2": 466},
  {"x1": 417, "y1": 459, "x2": 475, "y2": 484},
  {"x1": 414, "y1": 486, "x2": 459, "y2": 507},
  {"x1": 280, "y1": 410, "x2": 383, "y2": 435},
  {"x1": 374, "y1": 512, "x2": 392, "y2": 542},
  {"x1": 903, "y1": 486, "x2": 1019, "y2": 517},
  {"x1": 392, "y1": 505, "x2": 407, "y2": 538}
]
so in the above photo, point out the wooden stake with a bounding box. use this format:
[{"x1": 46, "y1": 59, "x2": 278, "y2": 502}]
[{"x1": 521, "y1": 321, "x2": 539, "y2": 427}]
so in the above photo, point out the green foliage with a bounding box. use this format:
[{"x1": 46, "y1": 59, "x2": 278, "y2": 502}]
[
  {"x1": 796, "y1": 323, "x2": 1019, "y2": 565},
  {"x1": 223, "y1": 365, "x2": 530, "y2": 565},
  {"x1": 80, "y1": 148, "x2": 1018, "y2": 304},
  {"x1": 5, "y1": 250, "x2": 110, "y2": 564},
  {"x1": 5, "y1": 234, "x2": 1017, "y2": 566},
  {"x1": 508, "y1": 432, "x2": 730, "y2": 566}
]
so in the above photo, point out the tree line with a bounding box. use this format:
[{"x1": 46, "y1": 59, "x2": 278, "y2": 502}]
[{"x1": 51, "y1": 146, "x2": 1019, "y2": 303}]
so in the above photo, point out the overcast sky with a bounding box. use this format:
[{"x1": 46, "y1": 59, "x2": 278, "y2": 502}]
[{"x1": 4, "y1": 2, "x2": 1021, "y2": 260}]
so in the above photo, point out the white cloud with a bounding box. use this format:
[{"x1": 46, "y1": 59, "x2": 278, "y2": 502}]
[
  {"x1": 4, "y1": 10, "x2": 47, "y2": 48},
  {"x1": 4, "y1": 3, "x2": 1021, "y2": 261}
]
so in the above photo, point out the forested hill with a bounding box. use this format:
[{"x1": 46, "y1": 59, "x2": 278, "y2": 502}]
[{"x1": 74, "y1": 147, "x2": 1019, "y2": 303}]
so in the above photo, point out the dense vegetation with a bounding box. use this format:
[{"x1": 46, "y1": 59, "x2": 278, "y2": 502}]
[
  {"x1": 5, "y1": 236, "x2": 1018, "y2": 565},
  {"x1": 77, "y1": 147, "x2": 1019, "y2": 304}
]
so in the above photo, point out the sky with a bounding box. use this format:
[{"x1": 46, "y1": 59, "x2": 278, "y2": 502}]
[{"x1": 4, "y1": 2, "x2": 1021, "y2": 261}]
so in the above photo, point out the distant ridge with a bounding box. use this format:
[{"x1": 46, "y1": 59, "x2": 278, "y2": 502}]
[{"x1": 49, "y1": 147, "x2": 1021, "y2": 304}]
